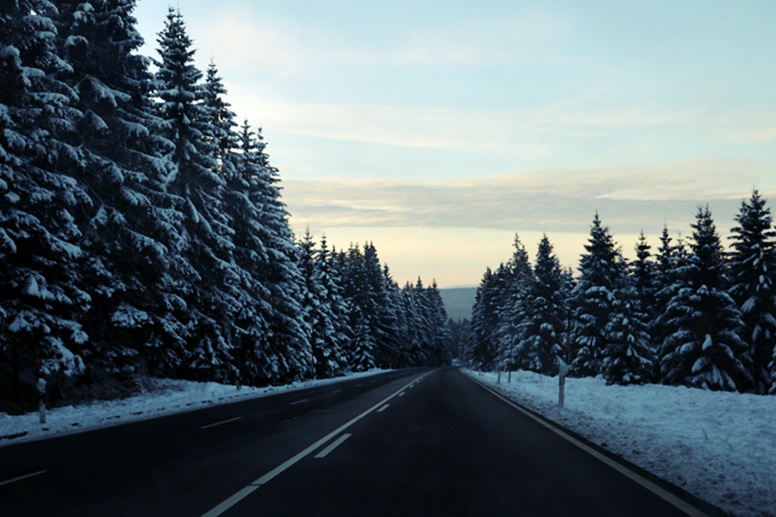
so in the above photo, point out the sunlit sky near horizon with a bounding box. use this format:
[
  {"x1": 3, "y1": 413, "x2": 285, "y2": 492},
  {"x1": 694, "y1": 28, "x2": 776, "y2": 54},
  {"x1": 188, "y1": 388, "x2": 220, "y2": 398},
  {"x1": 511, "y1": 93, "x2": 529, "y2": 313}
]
[{"x1": 134, "y1": 0, "x2": 776, "y2": 288}]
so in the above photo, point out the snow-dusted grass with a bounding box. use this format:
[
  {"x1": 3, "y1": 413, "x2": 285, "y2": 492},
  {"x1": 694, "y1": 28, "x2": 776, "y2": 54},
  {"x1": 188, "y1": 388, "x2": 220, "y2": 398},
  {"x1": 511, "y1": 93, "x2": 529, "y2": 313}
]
[
  {"x1": 0, "y1": 370, "x2": 390, "y2": 447},
  {"x1": 464, "y1": 369, "x2": 776, "y2": 517}
]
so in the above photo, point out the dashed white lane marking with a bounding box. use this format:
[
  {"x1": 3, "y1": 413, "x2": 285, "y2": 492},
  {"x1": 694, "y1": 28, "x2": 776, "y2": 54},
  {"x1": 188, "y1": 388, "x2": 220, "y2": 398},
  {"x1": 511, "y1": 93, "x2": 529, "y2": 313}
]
[
  {"x1": 199, "y1": 417, "x2": 242, "y2": 430},
  {"x1": 314, "y1": 433, "x2": 352, "y2": 459},
  {"x1": 201, "y1": 372, "x2": 431, "y2": 517},
  {"x1": 290, "y1": 399, "x2": 309, "y2": 406},
  {"x1": 331, "y1": 389, "x2": 342, "y2": 394},
  {"x1": 377, "y1": 404, "x2": 390, "y2": 413},
  {"x1": 0, "y1": 470, "x2": 48, "y2": 487},
  {"x1": 398, "y1": 392, "x2": 405, "y2": 397}
]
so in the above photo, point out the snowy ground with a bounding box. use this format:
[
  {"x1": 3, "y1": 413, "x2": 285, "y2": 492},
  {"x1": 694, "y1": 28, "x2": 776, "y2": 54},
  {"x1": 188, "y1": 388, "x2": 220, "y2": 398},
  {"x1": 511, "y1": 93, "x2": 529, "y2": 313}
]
[
  {"x1": 463, "y1": 369, "x2": 776, "y2": 517},
  {"x1": 0, "y1": 370, "x2": 389, "y2": 447}
]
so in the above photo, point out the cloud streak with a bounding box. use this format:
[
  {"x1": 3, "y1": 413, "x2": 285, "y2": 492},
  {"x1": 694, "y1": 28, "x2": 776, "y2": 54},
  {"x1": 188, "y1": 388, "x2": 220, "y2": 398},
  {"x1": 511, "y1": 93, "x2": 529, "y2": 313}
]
[{"x1": 284, "y1": 159, "x2": 776, "y2": 235}]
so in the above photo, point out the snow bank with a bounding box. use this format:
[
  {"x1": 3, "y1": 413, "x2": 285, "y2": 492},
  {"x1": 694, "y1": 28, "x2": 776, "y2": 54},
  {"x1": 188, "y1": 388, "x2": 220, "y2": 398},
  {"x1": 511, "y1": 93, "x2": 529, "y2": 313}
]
[
  {"x1": 464, "y1": 369, "x2": 776, "y2": 517},
  {"x1": 0, "y1": 370, "x2": 389, "y2": 447}
]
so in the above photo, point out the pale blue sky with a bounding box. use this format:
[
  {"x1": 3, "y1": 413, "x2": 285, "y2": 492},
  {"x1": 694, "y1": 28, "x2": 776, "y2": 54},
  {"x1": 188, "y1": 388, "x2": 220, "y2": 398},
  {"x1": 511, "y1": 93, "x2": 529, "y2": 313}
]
[{"x1": 134, "y1": 1, "x2": 776, "y2": 287}]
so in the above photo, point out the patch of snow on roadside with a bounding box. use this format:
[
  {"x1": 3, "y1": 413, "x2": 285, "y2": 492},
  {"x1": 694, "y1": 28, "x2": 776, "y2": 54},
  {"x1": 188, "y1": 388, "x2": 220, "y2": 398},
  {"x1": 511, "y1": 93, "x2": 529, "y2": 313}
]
[
  {"x1": 463, "y1": 369, "x2": 776, "y2": 517},
  {"x1": 0, "y1": 370, "x2": 390, "y2": 447}
]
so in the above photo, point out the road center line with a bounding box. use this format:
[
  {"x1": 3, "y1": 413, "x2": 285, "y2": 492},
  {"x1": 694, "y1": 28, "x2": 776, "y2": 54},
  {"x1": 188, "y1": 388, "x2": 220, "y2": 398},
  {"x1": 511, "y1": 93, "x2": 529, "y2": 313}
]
[
  {"x1": 314, "y1": 433, "x2": 352, "y2": 459},
  {"x1": 465, "y1": 374, "x2": 708, "y2": 517},
  {"x1": 290, "y1": 399, "x2": 308, "y2": 406},
  {"x1": 0, "y1": 470, "x2": 48, "y2": 487},
  {"x1": 201, "y1": 372, "x2": 431, "y2": 517},
  {"x1": 377, "y1": 404, "x2": 390, "y2": 413},
  {"x1": 199, "y1": 417, "x2": 242, "y2": 430}
]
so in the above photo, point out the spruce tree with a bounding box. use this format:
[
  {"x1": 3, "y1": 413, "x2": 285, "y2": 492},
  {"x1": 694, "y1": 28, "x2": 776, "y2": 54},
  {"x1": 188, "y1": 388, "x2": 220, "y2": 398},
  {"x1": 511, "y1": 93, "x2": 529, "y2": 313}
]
[
  {"x1": 495, "y1": 235, "x2": 533, "y2": 372},
  {"x1": 297, "y1": 229, "x2": 347, "y2": 378},
  {"x1": 728, "y1": 190, "x2": 776, "y2": 393},
  {"x1": 659, "y1": 206, "x2": 752, "y2": 391},
  {"x1": 570, "y1": 213, "x2": 622, "y2": 377},
  {"x1": 518, "y1": 235, "x2": 566, "y2": 375},
  {"x1": 424, "y1": 280, "x2": 452, "y2": 366},
  {"x1": 470, "y1": 268, "x2": 499, "y2": 370},
  {"x1": 1, "y1": 0, "x2": 91, "y2": 403},
  {"x1": 154, "y1": 8, "x2": 247, "y2": 381},
  {"x1": 602, "y1": 273, "x2": 655, "y2": 385},
  {"x1": 52, "y1": 0, "x2": 184, "y2": 383},
  {"x1": 231, "y1": 122, "x2": 313, "y2": 383}
]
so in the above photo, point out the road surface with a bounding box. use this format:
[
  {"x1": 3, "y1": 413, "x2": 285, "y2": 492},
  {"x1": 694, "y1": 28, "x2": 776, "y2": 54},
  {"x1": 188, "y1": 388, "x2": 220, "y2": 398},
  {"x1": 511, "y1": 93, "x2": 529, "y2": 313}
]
[{"x1": 0, "y1": 367, "x2": 722, "y2": 516}]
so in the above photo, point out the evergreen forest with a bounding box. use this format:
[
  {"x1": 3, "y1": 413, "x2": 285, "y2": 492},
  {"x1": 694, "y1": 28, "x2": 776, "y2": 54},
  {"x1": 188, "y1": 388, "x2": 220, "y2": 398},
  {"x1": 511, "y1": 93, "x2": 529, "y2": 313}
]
[
  {"x1": 0, "y1": 2, "x2": 450, "y2": 410},
  {"x1": 467, "y1": 194, "x2": 776, "y2": 395}
]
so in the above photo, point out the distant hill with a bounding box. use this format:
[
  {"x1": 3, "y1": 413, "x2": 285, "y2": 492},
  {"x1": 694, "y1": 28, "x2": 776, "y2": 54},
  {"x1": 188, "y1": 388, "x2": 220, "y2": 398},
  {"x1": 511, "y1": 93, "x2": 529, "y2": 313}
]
[{"x1": 439, "y1": 287, "x2": 477, "y2": 321}]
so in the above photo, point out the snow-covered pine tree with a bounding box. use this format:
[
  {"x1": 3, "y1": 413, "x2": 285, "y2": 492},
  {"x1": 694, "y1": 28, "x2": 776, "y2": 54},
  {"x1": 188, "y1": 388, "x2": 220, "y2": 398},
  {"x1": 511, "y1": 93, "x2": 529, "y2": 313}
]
[
  {"x1": 1, "y1": 0, "x2": 91, "y2": 403},
  {"x1": 728, "y1": 190, "x2": 776, "y2": 394},
  {"x1": 658, "y1": 206, "x2": 752, "y2": 391},
  {"x1": 399, "y1": 280, "x2": 425, "y2": 366},
  {"x1": 297, "y1": 229, "x2": 348, "y2": 378},
  {"x1": 153, "y1": 8, "x2": 242, "y2": 381},
  {"x1": 651, "y1": 227, "x2": 688, "y2": 360},
  {"x1": 51, "y1": 0, "x2": 189, "y2": 384},
  {"x1": 220, "y1": 121, "x2": 273, "y2": 386},
  {"x1": 423, "y1": 280, "x2": 452, "y2": 366},
  {"x1": 570, "y1": 213, "x2": 622, "y2": 377},
  {"x1": 517, "y1": 235, "x2": 567, "y2": 375},
  {"x1": 231, "y1": 121, "x2": 313, "y2": 383},
  {"x1": 348, "y1": 304, "x2": 376, "y2": 372},
  {"x1": 470, "y1": 268, "x2": 499, "y2": 370},
  {"x1": 632, "y1": 232, "x2": 657, "y2": 322},
  {"x1": 495, "y1": 235, "x2": 533, "y2": 372},
  {"x1": 602, "y1": 271, "x2": 655, "y2": 385},
  {"x1": 317, "y1": 235, "x2": 352, "y2": 372},
  {"x1": 201, "y1": 61, "x2": 237, "y2": 165}
]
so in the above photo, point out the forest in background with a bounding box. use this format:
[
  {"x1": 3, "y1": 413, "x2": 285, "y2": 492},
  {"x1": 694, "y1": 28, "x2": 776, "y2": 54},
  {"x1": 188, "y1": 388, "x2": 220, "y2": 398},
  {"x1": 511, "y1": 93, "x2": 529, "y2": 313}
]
[{"x1": 466, "y1": 195, "x2": 776, "y2": 395}]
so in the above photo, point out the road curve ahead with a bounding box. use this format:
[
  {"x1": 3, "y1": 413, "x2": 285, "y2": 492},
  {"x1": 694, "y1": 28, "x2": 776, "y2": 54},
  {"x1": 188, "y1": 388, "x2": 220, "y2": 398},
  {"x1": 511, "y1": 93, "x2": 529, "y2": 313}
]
[{"x1": 1, "y1": 368, "x2": 722, "y2": 516}]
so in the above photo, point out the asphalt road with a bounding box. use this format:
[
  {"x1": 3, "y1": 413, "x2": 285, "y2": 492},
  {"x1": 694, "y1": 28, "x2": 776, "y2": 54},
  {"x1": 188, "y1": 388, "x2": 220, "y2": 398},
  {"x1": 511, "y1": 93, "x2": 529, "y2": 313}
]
[{"x1": 0, "y1": 367, "x2": 722, "y2": 516}]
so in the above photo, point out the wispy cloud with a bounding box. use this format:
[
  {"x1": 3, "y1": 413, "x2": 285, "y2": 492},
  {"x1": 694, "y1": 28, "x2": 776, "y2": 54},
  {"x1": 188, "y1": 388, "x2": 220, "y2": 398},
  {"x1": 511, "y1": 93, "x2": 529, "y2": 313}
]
[
  {"x1": 237, "y1": 98, "x2": 688, "y2": 153},
  {"x1": 284, "y1": 159, "x2": 775, "y2": 235},
  {"x1": 194, "y1": 8, "x2": 574, "y2": 74}
]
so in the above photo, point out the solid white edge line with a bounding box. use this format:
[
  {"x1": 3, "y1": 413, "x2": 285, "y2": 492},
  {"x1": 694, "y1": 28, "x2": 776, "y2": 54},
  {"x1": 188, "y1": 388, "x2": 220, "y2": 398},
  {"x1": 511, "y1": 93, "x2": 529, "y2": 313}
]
[
  {"x1": 377, "y1": 404, "x2": 390, "y2": 413},
  {"x1": 0, "y1": 470, "x2": 48, "y2": 487},
  {"x1": 314, "y1": 433, "x2": 352, "y2": 459},
  {"x1": 199, "y1": 417, "x2": 243, "y2": 430},
  {"x1": 201, "y1": 371, "x2": 431, "y2": 517},
  {"x1": 464, "y1": 374, "x2": 709, "y2": 517}
]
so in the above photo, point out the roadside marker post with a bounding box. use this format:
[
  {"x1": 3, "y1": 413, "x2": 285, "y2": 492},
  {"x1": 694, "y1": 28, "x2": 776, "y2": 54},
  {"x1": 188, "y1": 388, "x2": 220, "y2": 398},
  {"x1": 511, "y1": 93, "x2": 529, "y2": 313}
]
[{"x1": 558, "y1": 360, "x2": 569, "y2": 409}]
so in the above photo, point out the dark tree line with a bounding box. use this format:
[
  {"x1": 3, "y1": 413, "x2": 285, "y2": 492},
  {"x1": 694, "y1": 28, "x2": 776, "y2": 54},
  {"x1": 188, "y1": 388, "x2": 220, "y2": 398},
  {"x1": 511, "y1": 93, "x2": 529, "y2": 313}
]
[
  {"x1": 467, "y1": 192, "x2": 776, "y2": 395},
  {"x1": 0, "y1": 2, "x2": 449, "y2": 409}
]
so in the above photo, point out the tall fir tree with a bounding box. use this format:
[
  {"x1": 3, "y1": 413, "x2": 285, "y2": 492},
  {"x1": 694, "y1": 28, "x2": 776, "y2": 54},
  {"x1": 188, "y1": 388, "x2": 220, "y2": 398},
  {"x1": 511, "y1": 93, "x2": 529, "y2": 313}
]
[
  {"x1": 155, "y1": 7, "x2": 241, "y2": 380},
  {"x1": 470, "y1": 268, "x2": 499, "y2": 369},
  {"x1": 658, "y1": 206, "x2": 752, "y2": 391},
  {"x1": 602, "y1": 272, "x2": 655, "y2": 385},
  {"x1": 570, "y1": 213, "x2": 622, "y2": 377},
  {"x1": 728, "y1": 190, "x2": 776, "y2": 394},
  {"x1": 495, "y1": 235, "x2": 533, "y2": 371},
  {"x1": 52, "y1": 0, "x2": 184, "y2": 384},
  {"x1": 518, "y1": 235, "x2": 567, "y2": 375},
  {"x1": 1, "y1": 0, "x2": 91, "y2": 403},
  {"x1": 297, "y1": 229, "x2": 348, "y2": 378}
]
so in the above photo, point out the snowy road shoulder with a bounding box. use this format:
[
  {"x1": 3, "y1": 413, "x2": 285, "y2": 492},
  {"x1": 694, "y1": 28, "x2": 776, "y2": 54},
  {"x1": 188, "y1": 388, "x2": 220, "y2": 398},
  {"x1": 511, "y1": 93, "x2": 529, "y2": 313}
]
[
  {"x1": 463, "y1": 369, "x2": 776, "y2": 517},
  {"x1": 0, "y1": 370, "x2": 390, "y2": 447}
]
